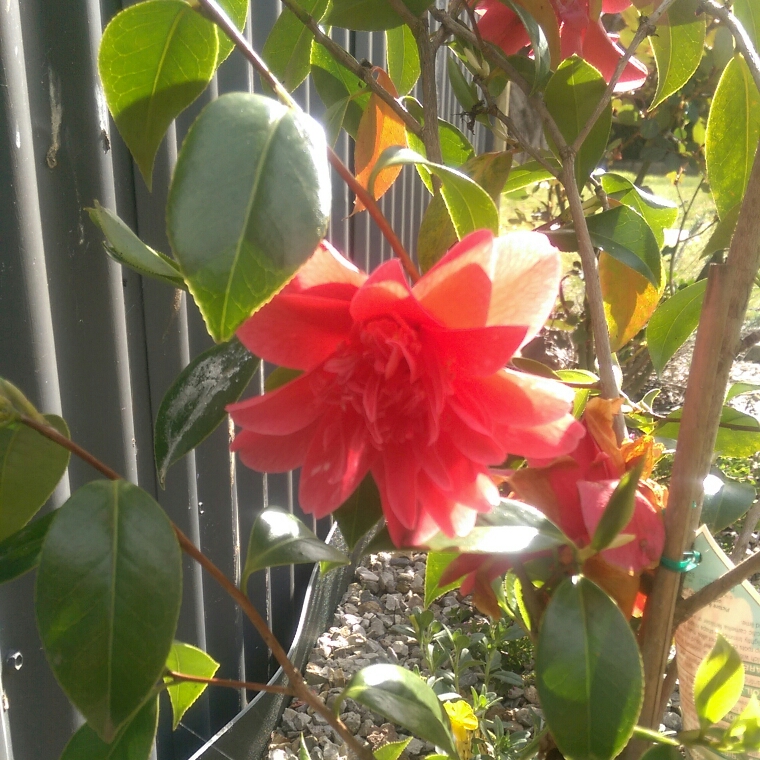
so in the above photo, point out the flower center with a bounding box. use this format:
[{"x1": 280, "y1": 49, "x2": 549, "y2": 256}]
[{"x1": 321, "y1": 316, "x2": 449, "y2": 448}]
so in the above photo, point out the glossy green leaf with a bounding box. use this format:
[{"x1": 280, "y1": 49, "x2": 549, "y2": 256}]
[
  {"x1": 536, "y1": 577, "x2": 643, "y2": 760},
  {"x1": 374, "y1": 738, "x2": 412, "y2": 760},
  {"x1": 262, "y1": 0, "x2": 329, "y2": 93},
  {"x1": 99, "y1": 0, "x2": 219, "y2": 189},
  {"x1": 59, "y1": 696, "x2": 158, "y2": 760},
  {"x1": 333, "y1": 475, "x2": 383, "y2": 551},
  {"x1": 88, "y1": 201, "x2": 185, "y2": 289},
  {"x1": 242, "y1": 508, "x2": 349, "y2": 589},
  {"x1": 657, "y1": 406, "x2": 760, "y2": 457},
  {"x1": 496, "y1": 0, "x2": 550, "y2": 87},
  {"x1": 544, "y1": 56, "x2": 611, "y2": 185},
  {"x1": 720, "y1": 694, "x2": 760, "y2": 752},
  {"x1": 370, "y1": 146, "x2": 498, "y2": 238},
  {"x1": 702, "y1": 204, "x2": 740, "y2": 259},
  {"x1": 0, "y1": 414, "x2": 70, "y2": 542},
  {"x1": 726, "y1": 381, "x2": 760, "y2": 401},
  {"x1": 164, "y1": 642, "x2": 220, "y2": 730},
  {"x1": 503, "y1": 158, "x2": 559, "y2": 193},
  {"x1": 600, "y1": 173, "x2": 678, "y2": 249},
  {"x1": 36, "y1": 480, "x2": 182, "y2": 742},
  {"x1": 424, "y1": 552, "x2": 460, "y2": 607},
  {"x1": 649, "y1": 0, "x2": 705, "y2": 109},
  {"x1": 325, "y1": 0, "x2": 432, "y2": 30},
  {"x1": 646, "y1": 280, "x2": 707, "y2": 374},
  {"x1": 734, "y1": 0, "x2": 760, "y2": 52},
  {"x1": 167, "y1": 93, "x2": 331, "y2": 342},
  {"x1": 155, "y1": 337, "x2": 258, "y2": 486},
  {"x1": 590, "y1": 460, "x2": 644, "y2": 553},
  {"x1": 0, "y1": 512, "x2": 55, "y2": 584},
  {"x1": 707, "y1": 54, "x2": 760, "y2": 219},
  {"x1": 387, "y1": 25, "x2": 420, "y2": 96},
  {"x1": 586, "y1": 206, "x2": 662, "y2": 286},
  {"x1": 694, "y1": 633, "x2": 744, "y2": 729},
  {"x1": 336, "y1": 664, "x2": 456, "y2": 755},
  {"x1": 702, "y1": 470, "x2": 756, "y2": 534}
]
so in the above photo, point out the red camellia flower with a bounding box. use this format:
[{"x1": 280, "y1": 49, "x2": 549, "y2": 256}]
[
  {"x1": 442, "y1": 398, "x2": 666, "y2": 616},
  {"x1": 228, "y1": 230, "x2": 584, "y2": 547},
  {"x1": 476, "y1": 0, "x2": 648, "y2": 92}
]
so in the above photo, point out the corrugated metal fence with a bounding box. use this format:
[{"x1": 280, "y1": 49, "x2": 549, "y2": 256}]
[{"x1": 0, "y1": 2, "x2": 488, "y2": 758}]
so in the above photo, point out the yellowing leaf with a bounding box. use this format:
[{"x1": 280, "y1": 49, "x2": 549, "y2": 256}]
[
  {"x1": 600, "y1": 252, "x2": 664, "y2": 352},
  {"x1": 353, "y1": 68, "x2": 406, "y2": 212}
]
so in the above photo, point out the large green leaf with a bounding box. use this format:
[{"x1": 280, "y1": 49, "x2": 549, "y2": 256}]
[
  {"x1": 544, "y1": 56, "x2": 611, "y2": 185},
  {"x1": 702, "y1": 470, "x2": 756, "y2": 534},
  {"x1": 336, "y1": 664, "x2": 457, "y2": 755},
  {"x1": 262, "y1": 0, "x2": 329, "y2": 93},
  {"x1": 584, "y1": 206, "x2": 662, "y2": 286},
  {"x1": 99, "y1": 0, "x2": 219, "y2": 189},
  {"x1": 657, "y1": 406, "x2": 760, "y2": 457},
  {"x1": 536, "y1": 577, "x2": 643, "y2": 760},
  {"x1": 242, "y1": 508, "x2": 349, "y2": 590},
  {"x1": 649, "y1": 0, "x2": 705, "y2": 109},
  {"x1": 325, "y1": 0, "x2": 433, "y2": 30},
  {"x1": 0, "y1": 414, "x2": 70, "y2": 542},
  {"x1": 387, "y1": 25, "x2": 420, "y2": 96},
  {"x1": 167, "y1": 93, "x2": 331, "y2": 342},
  {"x1": 646, "y1": 280, "x2": 708, "y2": 374},
  {"x1": 59, "y1": 696, "x2": 158, "y2": 760},
  {"x1": 154, "y1": 337, "x2": 258, "y2": 486},
  {"x1": 88, "y1": 201, "x2": 185, "y2": 289},
  {"x1": 310, "y1": 43, "x2": 370, "y2": 143},
  {"x1": 333, "y1": 475, "x2": 383, "y2": 551},
  {"x1": 707, "y1": 54, "x2": 760, "y2": 219},
  {"x1": 164, "y1": 641, "x2": 220, "y2": 730},
  {"x1": 694, "y1": 634, "x2": 744, "y2": 730},
  {"x1": 36, "y1": 480, "x2": 182, "y2": 742},
  {"x1": 0, "y1": 512, "x2": 55, "y2": 584},
  {"x1": 370, "y1": 146, "x2": 498, "y2": 237},
  {"x1": 600, "y1": 173, "x2": 678, "y2": 249},
  {"x1": 424, "y1": 551, "x2": 460, "y2": 607}
]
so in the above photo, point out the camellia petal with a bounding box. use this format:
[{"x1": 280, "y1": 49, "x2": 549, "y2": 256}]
[
  {"x1": 582, "y1": 22, "x2": 649, "y2": 93},
  {"x1": 231, "y1": 424, "x2": 317, "y2": 472}
]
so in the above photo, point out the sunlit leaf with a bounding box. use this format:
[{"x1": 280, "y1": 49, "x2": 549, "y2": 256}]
[
  {"x1": 325, "y1": 0, "x2": 433, "y2": 30},
  {"x1": 424, "y1": 552, "x2": 460, "y2": 607},
  {"x1": 720, "y1": 694, "x2": 760, "y2": 752},
  {"x1": 164, "y1": 642, "x2": 220, "y2": 730},
  {"x1": 694, "y1": 633, "x2": 744, "y2": 730},
  {"x1": 374, "y1": 738, "x2": 412, "y2": 760},
  {"x1": 503, "y1": 158, "x2": 559, "y2": 193},
  {"x1": 701, "y1": 204, "x2": 740, "y2": 259},
  {"x1": 387, "y1": 25, "x2": 420, "y2": 96},
  {"x1": 734, "y1": 0, "x2": 760, "y2": 52},
  {"x1": 657, "y1": 406, "x2": 760, "y2": 457}
]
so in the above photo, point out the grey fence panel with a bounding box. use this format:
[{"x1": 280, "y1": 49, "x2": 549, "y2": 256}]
[{"x1": 0, "y1": 2, "x2": 493, "y2": 757}]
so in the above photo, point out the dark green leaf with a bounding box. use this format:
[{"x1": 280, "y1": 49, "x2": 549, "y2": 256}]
[
  {"x1": 600, "y1": 173, "x2": 678, "y2": 249},
  {"x1": 242, "y1": 508, "x2": 349, "y2": 589},
  {"x1": 369, "y1": 146, "x2": 498, "y2": 237},
  {"x1": 702, "y1": 470, "x2": 756, "y2": 533},
  {"x1": 164, "y1": 641, "x2": 220, "y2": 730},
  {"x1": 88, "y1": 201, "x2": 185, "y2": 289},
  {"x1": 424, "y1": 552, "x2": 460, "y2": 607},
  {"x1": 59, "y1": 696, "x2": 158, "y2": 760},
  {"x1": 387, "y1": 25, "x2": 420, "y2": 96},
  {"x1": 447, "y1": 55, "x2": 480, "y2": 114},
  {"x1": 262, "y1": 0, "x2": 329, "y2": 92},
  {"x1": 336, "y1": 664, "x2": 456, "y2": 755},
  {"x1": 495, "y1": 0, "x2": 550, "y2": 87},
  {"x1": 536, "y1": 577, "x2": 643, "y2": 760},
  {"x1": 99, "y1": 0, "x2": 219, "y2": 189},
  {"x1": 649, "y1": 0, "x2": 705, "y2": 109},
  {"x1": 0, "y1": 512, "x2": 56, "y2": 584},
  {"x1": 701, "y1": 204, "x2": 740, "y2": 259},
  {"x1": 0, "y1": 415, "x2": 70, "y2": 541},
  {"x1": 586, "y1": 206, "x2": 662, "y2": 286},
  {"x1": 310, "y1": 43, "x2": 370, "y2": 142},
  {"x1": 590, "y1": 460, "x2": 644, "y2": 554},
  {"x1": 374, "y1": 738, "x2": 412, "y2": 760},
  {"x1": 707, "y1": 54, "x2": 760, "y2": 218},
  {"x1": 544, "y1": 56, "x2": 611, "y2": 185},
  {"x1": 155, "y1": 337, "x2": 258, "y2": 486},
  {"x1": 639, "y1": 746, "x2": 684, "y2": 760},
  {"x1": 325, "y1": 0, "x2": 432, "y2": 30},
  {"x1": 36, "y1": 480, "x2": 182, "y2": 742},
  {"x1": 167, "y1": 93, "x2": 331, "y2": 342},
  {"x1": 694, "y1": 633, "x2": 744, "y2": 729},
  {"x1": 646, "y1": 280, "x2": 708, "y2": 374},
  {"x1": 333, "y1": 475, "x2": 383, "y2": 551},
  {"x1": 503, "y1": 158, "x2": 559, "y2": 193},
  {"x1": 657, "y1": 406, "x2": 760, "y2": 457}
]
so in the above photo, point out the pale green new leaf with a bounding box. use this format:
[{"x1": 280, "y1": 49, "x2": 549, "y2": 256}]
[
  {"x1": 164, "y1": 642, "x2": 220, "y2": 729},
  {"x1": 694, "y1": 634, "x2": 744, "y2": 730}
]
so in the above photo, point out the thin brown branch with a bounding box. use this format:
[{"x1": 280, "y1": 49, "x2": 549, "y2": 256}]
[
  {"x1": 165, "y1": 670, "x2": 294, "y2": 696},
  {"x1": 673, "y1": 549, "x2": 760, "y2": 628},
  {"x1": 195, "y1": 0, "x2": 421, "y2": 284},
  {"x1": 732, "y1": 499, "x2": 760, "y2": 562},
  {"x1": 657, "y1": 657, "x2": 679, "y2": 723},
  {"x1": 737, "y1": 329, "x2": 760, "y2": 356}
]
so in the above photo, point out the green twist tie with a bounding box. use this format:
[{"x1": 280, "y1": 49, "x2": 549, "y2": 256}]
[{"x1": 660, "y1": 551, "x2": 701, "y2": 573}]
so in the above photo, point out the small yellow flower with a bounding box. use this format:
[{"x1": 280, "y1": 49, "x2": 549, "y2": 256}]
[{"x1": 444, "y1": 700, "x2": 479, "y2": 760}]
